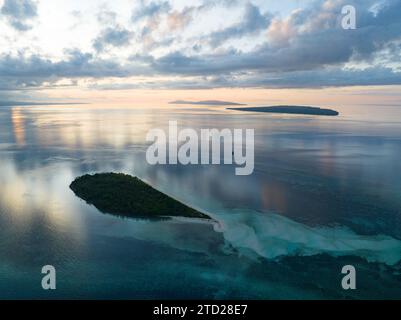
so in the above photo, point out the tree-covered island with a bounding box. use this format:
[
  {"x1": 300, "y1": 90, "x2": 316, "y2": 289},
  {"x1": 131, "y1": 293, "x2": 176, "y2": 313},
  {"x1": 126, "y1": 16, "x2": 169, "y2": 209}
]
[{"x1": 70, "y1": 173, "x2": 210, "y2": 219}]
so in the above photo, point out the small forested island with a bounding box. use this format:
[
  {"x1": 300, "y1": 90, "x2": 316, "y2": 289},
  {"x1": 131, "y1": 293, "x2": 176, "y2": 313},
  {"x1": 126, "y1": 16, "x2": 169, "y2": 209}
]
[
  {"x1": 228, "y1": 105, "x2": 339, "y2": 116},
  {"x1": 70, "y1": 173, "x2": 210, "y2": 219}
]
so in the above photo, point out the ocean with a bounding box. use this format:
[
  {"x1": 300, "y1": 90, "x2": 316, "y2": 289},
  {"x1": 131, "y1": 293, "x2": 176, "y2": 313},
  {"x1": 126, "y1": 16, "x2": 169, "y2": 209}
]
[{"x1": 1, "y1": 103, "x2": 401, "y2": 299}]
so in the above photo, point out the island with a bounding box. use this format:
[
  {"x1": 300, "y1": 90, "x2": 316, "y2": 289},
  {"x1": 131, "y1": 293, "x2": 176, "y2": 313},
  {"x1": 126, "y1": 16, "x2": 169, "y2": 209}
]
[
  {"x1": 70, "y1": 173, "x2": 210, "y2": 219},
  {"x1": 170, "y1": 100, "x2": 246, "y2": 106},
  {"x1": 227, "y1": 105, "x2": 339, "y2": 116}
]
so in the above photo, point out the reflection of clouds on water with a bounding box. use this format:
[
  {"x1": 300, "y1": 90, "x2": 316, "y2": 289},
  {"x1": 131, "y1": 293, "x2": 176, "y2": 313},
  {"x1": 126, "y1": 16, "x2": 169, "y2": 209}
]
[
  {"x1": 2, "y1": 104, "x2": 401, "y2": 267},
  {"x1": 1, "y1": 105, "x2": 153, "y2": 149},
  {"x1": 1, "y1": 104, "x2": 401, "y2": 298},
  {"x1": 0, "y1": 158, "x2": 91, "y2": 270},
  {"x1": 211, "y1": 209, "x2": 401, "y2": 265},
  {"x1": 0, "y1": 157, "x2": 87, "y2": 239}
]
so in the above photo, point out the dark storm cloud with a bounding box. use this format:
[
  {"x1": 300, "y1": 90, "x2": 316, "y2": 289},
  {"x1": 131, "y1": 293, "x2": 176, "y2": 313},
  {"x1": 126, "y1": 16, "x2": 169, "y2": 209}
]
[{"x1": 1, "y1": 0, "x2": 37, "y2": 31}]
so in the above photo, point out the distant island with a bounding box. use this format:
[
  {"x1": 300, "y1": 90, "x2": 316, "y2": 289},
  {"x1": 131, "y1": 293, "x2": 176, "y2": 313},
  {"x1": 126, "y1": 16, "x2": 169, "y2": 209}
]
[
  {"x1": 170, "y1": 100, "x2": 246, "y2": 106},
  {"x1": 70, "y1": 173, "x2": 210, "y2": 219},
  {"x1": 227, "y1": 105, "x2": 339, "y2": 116}
]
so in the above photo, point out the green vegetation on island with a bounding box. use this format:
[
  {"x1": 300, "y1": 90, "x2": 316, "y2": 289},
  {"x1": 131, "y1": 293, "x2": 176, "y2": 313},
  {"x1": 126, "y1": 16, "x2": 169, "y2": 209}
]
[
  {"x1": 70, "y1": 173, "x2": 210, "y2": 219},
  {"x1": 228, "y1": 105, "x2": 339, "y2": 116}
]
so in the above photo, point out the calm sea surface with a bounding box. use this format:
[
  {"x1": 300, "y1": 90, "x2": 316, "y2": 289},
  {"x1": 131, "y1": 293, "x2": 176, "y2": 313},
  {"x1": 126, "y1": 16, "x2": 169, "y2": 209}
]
[{"x1": 1, "y1": 103, "x2": 401, "y2": 299}]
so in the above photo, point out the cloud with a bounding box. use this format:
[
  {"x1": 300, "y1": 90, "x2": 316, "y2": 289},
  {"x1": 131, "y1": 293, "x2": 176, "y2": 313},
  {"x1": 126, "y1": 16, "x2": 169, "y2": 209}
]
[
  {"x1": 1, "y1": 0, "x2": 401, "y2": 91},
  {"x1": 131, "y1": 0, "x2": 171, "y2": 22},
  {"x1": 93, "y1": 26, "x2": 133, "y2": 52},
  {"x1": 224, "y1": 66, "x2": 401, "y2": 88},
  {"x1": 0, "y1": 49, "x2": 139, "y2": 88},
  {"x1": 84, "y1": 65, "x2": 401, "y2": 91},
  {"x1": 167, "y1": 7, "x2": 194, "y2": 31},
  {"x1": 130, "y1": 1, "x2": 231, "y2": 50},
  {"x1": 207, "y1": 3, "x2": 271, "y2": 48},
  {"x1": 1, "y1": 0, "x2": 37, "y2": 31},
  {"x1": 97, "y1": 9, "x2": 117, "y2": 25},
  {"x1": 149, "y1": 0, "x2": 401, "y2": 77},
  {"x1": 92, "y1": 8, "x2": 134, "y2": 52}
]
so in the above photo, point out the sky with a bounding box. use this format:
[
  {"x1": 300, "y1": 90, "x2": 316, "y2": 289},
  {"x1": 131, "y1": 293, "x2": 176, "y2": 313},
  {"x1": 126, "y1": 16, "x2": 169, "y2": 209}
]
[{"x1": 0, "y1": 0, "x2": 401, "y2": 105}]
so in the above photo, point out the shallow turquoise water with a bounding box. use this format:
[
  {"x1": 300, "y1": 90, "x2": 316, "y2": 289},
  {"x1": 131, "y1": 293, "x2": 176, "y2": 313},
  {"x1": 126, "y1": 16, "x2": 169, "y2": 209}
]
[{"x1": 0, "y1": 104, "x2": 401, "y2": 299}]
